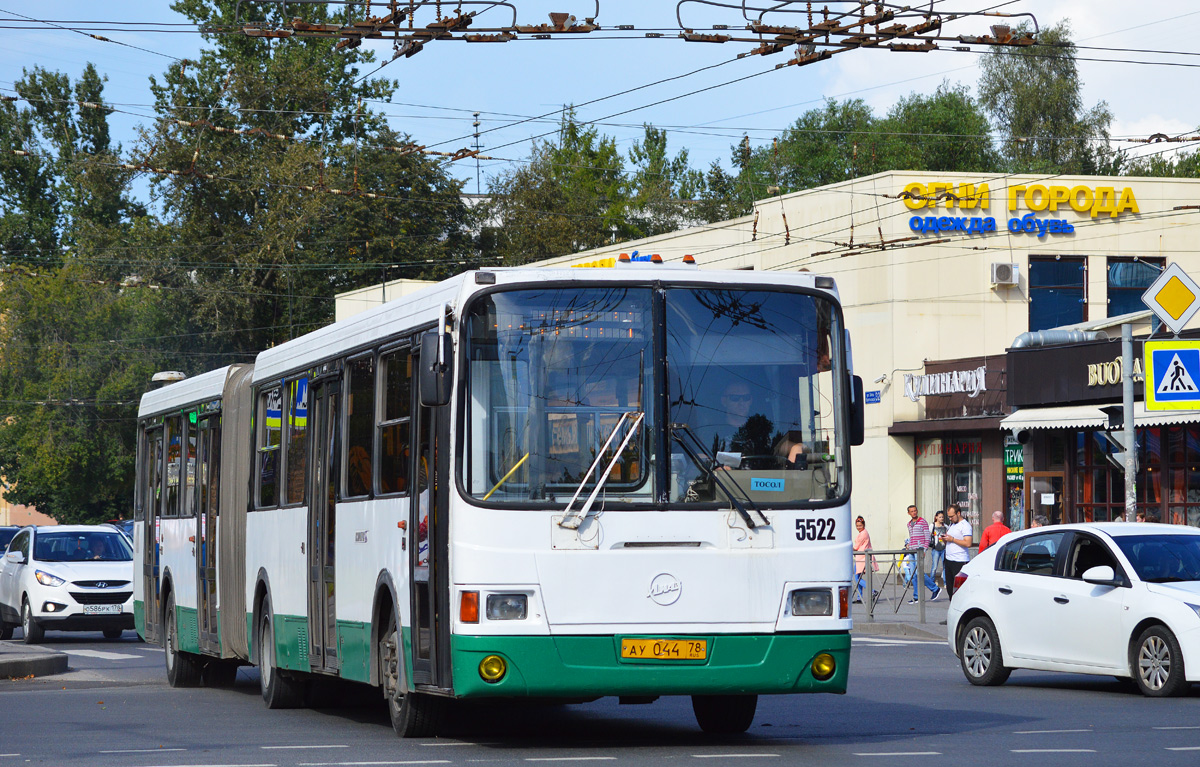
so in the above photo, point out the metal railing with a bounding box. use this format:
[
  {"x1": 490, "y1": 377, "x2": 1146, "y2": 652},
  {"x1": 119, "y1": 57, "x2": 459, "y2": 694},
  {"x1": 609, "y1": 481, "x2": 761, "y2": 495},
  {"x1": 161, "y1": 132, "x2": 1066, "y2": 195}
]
[{"x1": 857, "y1": 547, "x2": 939, "y2": 624}]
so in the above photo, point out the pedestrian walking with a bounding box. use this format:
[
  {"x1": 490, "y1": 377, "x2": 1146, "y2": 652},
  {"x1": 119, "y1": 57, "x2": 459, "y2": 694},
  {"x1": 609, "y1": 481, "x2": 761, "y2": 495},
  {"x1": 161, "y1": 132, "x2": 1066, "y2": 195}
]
[
  {"x1": 852, "y1": 515, "x2": 877, "y2": 603},
  {"x1": 977, "y1": 510, "x2": 1012, "y2": 553},
  {"x1": 904, "y1": 504, "x2": 940, "y2": 604},
  {"x1": 929, "y1": 510, "x2": 948, "y2": 589},
  {"x1": 941, "y1": 503, "x2": 972, "y2": 598}
]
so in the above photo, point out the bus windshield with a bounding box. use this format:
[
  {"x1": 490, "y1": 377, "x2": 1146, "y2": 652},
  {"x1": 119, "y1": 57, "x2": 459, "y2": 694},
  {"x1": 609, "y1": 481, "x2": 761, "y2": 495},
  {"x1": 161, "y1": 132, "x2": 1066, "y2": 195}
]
[
  {"x1": 464, "y1": 284, "x2": 845, "y2": 507},
  {"x1": 465, "y1": 287, "x2": 655, "y2": 503},
  {"x1": 666, "y1": 288, "x2": 842, "y2": 505}
]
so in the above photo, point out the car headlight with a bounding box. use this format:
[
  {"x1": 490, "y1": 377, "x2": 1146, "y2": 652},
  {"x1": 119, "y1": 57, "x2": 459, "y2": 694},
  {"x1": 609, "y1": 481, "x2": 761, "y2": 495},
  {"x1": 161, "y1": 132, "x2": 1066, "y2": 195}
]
[
  {"x1": 35, "y1": 570, "x2": 65, "y2": 587},
  {"x1": 486, "y1": 594, "x2": 528, "y2": 620},
  {"x1": 790, "y1": 588, "x2": 833, "y2": 616}
]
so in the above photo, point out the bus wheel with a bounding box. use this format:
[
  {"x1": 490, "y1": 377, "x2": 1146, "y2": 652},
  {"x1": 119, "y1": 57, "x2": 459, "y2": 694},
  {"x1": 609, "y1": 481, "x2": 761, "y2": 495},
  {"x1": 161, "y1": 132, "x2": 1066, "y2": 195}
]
[
  {"x1": 259, "y1": 604, "x2": 304, "y2": 708},
  {"x1": 692, "y1": 694, "x2": 757, "y2": 734},
  {"x1": 203, "y1": 660, "x2": 240, "y2": 687},
  {"x1": 381, "y1": 622, "x2": 441, "y2": 737},
  {"x1": 164, "y1": 594, "x2": 201, "y2": 687}
]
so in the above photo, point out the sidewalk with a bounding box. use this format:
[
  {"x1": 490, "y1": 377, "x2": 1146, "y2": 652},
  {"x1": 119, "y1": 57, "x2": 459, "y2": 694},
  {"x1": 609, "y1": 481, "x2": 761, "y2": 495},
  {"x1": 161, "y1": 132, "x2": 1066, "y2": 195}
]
[
  {"x1": 0, "y1": 640, "x2": 68, "y2": 679},
  {"x1": 851, "y1": 587, "x2": 951, "y2": 642}
]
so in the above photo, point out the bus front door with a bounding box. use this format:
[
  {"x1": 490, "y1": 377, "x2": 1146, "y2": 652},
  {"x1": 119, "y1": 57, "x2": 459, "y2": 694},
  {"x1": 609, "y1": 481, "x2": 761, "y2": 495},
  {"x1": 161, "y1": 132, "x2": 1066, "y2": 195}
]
[
  {"x1": 307, "y1": 377, "x2": 340, "y2": 673},
  {"x1": 142, "y1": 426, "x2": 164, "y2": 644},
  {"x1": 196, "y1": 415, "x2": 221, "y2": 655},
  {"x1": 411, "y1": 351, "x2": 451, "y2": 690}
]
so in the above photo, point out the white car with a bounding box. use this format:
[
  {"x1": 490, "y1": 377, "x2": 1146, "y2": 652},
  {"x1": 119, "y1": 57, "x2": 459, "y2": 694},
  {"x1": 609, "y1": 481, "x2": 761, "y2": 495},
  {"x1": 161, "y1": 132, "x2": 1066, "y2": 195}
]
[
  {"x1": 0, "y1": 525, "x2": 136, "y2": 643},
  {"x1": 948, "y1": 522, "x2": 1200, "y2": 697}
]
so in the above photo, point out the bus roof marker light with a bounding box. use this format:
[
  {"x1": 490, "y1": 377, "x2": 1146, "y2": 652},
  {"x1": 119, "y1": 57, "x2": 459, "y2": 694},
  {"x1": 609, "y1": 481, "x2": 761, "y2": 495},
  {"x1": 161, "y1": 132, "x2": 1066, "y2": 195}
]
[
  {"x1": 618, "y1": 253, "x2": 631, "y2": 263},
  {"x1": 682, "y1": 254, "x2": 696, "y2": 265},
  {"x1": 651, "y1": 254, "x2": 663, "y2": 264},
  {"x1": 815, "y1": 276, "x2": 835, "y2": 290},
  {"x1": 475, "y1": 271, "x2": 496, "y2": 284}
]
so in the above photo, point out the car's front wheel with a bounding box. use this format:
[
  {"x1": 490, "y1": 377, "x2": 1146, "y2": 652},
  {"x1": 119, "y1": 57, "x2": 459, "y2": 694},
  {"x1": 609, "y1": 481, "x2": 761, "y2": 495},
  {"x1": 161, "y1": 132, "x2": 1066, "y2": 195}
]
[
  {"x1": 21, "y1": 598, "x2": 44, "y2": 644},
  {"x1": 1133, "y1": 625, "x2": 1188, "y2": 697},
  {"x1": 959, "y1": 616, "x2": 1011, "y2": 686},
  {"x1": 0, "y1": 616, "x2": 13, "y2": 641}
]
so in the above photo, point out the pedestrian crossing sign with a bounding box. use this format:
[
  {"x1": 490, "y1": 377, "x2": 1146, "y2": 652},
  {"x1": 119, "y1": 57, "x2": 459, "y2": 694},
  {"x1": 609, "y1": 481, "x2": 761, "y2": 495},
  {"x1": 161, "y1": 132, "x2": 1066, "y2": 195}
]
[{"x1": 1145, "y1": 340, "x2": 1200, "y2": 410}]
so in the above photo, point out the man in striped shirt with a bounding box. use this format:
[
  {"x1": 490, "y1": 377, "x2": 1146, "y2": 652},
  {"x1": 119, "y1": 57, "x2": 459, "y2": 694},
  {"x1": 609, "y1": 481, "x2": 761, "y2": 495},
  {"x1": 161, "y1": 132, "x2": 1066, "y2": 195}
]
[{"x1": 905, "y1": 505, "x2": 941, "y2": 603}]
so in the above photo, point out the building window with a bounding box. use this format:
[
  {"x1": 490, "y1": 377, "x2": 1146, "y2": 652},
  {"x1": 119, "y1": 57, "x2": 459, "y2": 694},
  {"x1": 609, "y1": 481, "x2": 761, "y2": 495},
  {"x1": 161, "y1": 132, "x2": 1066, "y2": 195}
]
[
  {"x1": 915, "y1": 436, "x2": 983, "y2": 532},
  {"x1": 1107, "y1": 257, "x2": 1163, "y2": 318},
  {"x1": 1028, "y1": 256, "x2": 1086, "y2": 332},
  {"x1": 1074, "y1": 430, "x2": 1125, "y2": 522}
]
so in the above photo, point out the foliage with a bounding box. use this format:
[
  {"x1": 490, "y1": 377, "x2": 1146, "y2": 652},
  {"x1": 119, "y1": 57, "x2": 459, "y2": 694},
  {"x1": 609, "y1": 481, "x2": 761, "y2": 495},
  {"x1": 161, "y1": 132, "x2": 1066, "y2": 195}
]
[
  {"x1": 977, "y1": 20, "x2": 1113, "y2": 173},
  {"x1": 483, "y1": 109, "x2": 631, "y2": 265}
]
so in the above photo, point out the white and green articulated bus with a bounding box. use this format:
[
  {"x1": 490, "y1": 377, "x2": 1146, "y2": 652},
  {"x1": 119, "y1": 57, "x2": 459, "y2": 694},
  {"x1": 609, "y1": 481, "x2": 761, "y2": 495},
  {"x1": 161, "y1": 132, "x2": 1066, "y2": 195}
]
[{"x1": 134, "y1": 263, "x2": 865, "y2": 735}]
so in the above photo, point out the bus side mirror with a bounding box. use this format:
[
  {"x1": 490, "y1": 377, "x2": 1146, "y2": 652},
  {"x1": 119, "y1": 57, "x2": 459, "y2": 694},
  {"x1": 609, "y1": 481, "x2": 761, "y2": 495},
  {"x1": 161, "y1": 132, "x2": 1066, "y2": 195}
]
[
  {"x1": 849, "y1": 375, "x2": 865, "y2": 447},
  {"x1": 419, "y1": 332, "x2": 452, "y2": 407}
]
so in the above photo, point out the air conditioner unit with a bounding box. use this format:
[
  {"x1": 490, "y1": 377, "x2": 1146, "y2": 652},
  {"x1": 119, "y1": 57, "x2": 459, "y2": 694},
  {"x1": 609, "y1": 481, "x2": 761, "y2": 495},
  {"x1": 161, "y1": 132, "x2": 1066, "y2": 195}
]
[{"x1": 991, "y1": 262, "x2": 1019, "y2": 286}]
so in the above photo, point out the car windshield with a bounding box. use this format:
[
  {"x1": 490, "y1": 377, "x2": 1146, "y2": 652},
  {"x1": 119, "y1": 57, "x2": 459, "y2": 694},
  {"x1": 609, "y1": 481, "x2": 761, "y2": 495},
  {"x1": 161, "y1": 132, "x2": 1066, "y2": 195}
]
[
  {"x1": 1114, "y1": 534, "x2": 1200, "y2": 583},
  {"x1": 34, "y1": 531, "x2": 133, "y2": 562}
]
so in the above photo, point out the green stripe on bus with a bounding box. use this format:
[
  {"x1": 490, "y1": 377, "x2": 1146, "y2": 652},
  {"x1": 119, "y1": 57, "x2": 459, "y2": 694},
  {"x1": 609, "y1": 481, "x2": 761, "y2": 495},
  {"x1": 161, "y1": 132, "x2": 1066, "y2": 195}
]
[
  {"x1": 336, "y1": 620, "x2": 371, "y2": 683},
  {"x1": 175, "y1": 605, "x2": 201, "y2": 655},
  {"x1": 450, "y1": 633, "x2": 850, "y2": 698},
  {"x1": 134, "y1": 600, "x2": 145, "y2": 636}
]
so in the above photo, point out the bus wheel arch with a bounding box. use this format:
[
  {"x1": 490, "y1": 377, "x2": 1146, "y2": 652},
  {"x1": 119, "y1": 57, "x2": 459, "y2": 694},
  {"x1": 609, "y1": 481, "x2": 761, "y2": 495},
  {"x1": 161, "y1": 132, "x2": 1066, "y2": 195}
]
[{"x1": 370, "y1": 573, "x2": 401, "y2": 689}]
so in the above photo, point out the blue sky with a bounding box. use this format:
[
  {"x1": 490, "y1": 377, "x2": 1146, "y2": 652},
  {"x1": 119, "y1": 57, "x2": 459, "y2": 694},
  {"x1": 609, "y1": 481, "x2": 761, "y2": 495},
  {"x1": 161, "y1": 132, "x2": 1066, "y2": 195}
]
[{"x1": 2, "y1": 1, "x2": 1199, "y2": 197}]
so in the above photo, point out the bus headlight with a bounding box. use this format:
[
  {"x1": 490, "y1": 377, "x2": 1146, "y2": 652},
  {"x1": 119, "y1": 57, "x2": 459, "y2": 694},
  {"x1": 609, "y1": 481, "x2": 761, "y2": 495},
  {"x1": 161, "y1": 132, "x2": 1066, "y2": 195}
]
[
  {"x1": 789, "y1": 588, "x2": 832, "y2": 616},
  {"x1": 486, "y1": 594, "x2": 528, "y2": 620},
  {"x1": 811, "y1": 652, "x2": 836, "y2": 681},
  {"x1": 479, "y1": 654, "x2": 507, "y2": 683}
]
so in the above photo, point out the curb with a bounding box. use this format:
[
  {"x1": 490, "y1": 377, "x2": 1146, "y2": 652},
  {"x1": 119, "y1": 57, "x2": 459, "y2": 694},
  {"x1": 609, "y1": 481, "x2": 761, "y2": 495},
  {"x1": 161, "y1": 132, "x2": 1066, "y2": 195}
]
[
  {"x1": 853, "y1": 621, "x2": 946, "y2": 642},
  {"x1": 0, "y1": 643, "x2": 69, "y2": 679}
]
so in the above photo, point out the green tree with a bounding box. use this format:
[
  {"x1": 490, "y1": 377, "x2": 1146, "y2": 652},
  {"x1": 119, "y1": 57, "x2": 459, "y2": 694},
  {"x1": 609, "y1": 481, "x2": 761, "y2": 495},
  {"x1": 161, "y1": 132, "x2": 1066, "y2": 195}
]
[
  {"x1": 882, "y1": 82, "x2": 999, "y2": 172},
  {"x1": 627, "y1": 124, "x2": 704, "y2": 237},
  {"x1": 977, "y1": 20, "x2": 1112, "y2": 173},
  {"x1": 484, "y1": 109, "x2": 630, "y2": 264}
]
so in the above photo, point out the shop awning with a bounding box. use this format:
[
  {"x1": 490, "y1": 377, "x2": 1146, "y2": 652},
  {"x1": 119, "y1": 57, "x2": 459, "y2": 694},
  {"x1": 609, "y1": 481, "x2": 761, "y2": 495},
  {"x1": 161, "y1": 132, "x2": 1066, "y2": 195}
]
[
  {"x1": 888, "y1": 416, "x2": 1006, "y2": 435},
  {"x1": 1000, "y1": 405, "x2": 1106, "y2": 431},
  {"x1": 1000, "y1": 402, "x2": 1200, "y2": 431}
]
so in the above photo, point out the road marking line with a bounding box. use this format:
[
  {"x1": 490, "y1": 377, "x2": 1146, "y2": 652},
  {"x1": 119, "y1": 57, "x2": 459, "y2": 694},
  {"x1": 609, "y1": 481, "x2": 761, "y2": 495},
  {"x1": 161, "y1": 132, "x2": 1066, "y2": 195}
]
[
  {"x1": 692, "y1": 755, "x2": 779, "y2": 759},
  {"x1": 65, "y1": 649, "x2": 144, "y2": 660},
  {"x1": 525, "y1": 759, "x2": 617, "y2": 763},
  {"x1": 262, "y1": 746, "x2": 348, "y2": 750},
  {"x1": 133, "y1": 764, "x2": 276, "y2": 767},
  {"x1": 853, "y1": 752, "x2": 942, "y2": 757},
  {"x1": 1166, "y1": 747, "x2": 1200, "y2": 751},
  {"x1": 101, "y1": 749, "x2": 187, "y2": 754},
  {"x1": 1010, "y1": 749, "x2": 1096, "y2": 754},
  {"x1": 1013, "y1": 729, "x2": 1092, "y2": 734},
  {"x1": 298, "y1": 762, "x2": 451, "y2": 766},
  {"x1": 1156, "y1": 726, "x2": 1200, "y2": 730}
]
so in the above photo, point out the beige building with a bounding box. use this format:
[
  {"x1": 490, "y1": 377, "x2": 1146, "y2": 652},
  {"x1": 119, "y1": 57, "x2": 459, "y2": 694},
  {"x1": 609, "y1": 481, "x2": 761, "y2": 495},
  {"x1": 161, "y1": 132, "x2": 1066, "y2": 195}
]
[{"x1": 524, "y1": 170, "x2": 1200, "y2": 547}]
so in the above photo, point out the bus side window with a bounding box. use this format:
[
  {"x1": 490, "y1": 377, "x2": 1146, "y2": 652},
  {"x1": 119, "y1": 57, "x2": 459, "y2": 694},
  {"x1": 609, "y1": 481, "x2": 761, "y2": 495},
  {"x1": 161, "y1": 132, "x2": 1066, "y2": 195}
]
[
  {"x1": 257, "y1": 386, "x2": 282, "y2": 508},
  {"x1": 284, "y1": 377, "x2": 308, "y2": 505},
  {"x1": 346, "y1": 355, "x2": 375, "y2": 498},
  {"x1": 377, "y1": 349, "x2": 411, "y2": 496},
  {"x1": 164, "y1": 415, "x2": 181, "y2": 517}
]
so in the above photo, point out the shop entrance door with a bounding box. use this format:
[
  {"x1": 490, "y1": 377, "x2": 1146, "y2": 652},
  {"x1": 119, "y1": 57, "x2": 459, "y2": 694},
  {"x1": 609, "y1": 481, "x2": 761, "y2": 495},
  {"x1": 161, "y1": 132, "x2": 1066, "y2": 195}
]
[{"x1": 1025, "y1": 472, "x2": 1066, "y2": 527}]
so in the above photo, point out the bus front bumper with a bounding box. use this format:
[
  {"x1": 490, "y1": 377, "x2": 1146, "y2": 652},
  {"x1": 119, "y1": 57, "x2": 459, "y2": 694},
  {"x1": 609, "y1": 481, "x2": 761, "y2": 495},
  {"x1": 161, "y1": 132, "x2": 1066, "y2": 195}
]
[{"x1": 450, "y1": 632, "x2": 850, "y2": 698}]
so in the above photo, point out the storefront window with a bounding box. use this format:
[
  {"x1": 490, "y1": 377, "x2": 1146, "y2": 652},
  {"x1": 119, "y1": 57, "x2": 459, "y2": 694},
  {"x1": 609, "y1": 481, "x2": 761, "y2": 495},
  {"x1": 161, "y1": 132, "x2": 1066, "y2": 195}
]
[
  {"x1": 915, "y1": 437, "x2": 983, "y2": 531},
  {"x1": 1029, "y1": 256, "x2": 1086, "y2": 332},
  {"x1": 1074, "y1": 431, "x2": 1125, "y2": 522},
  {"x1": 1107, "y1": 257, "x2": 1163, "y2": 318}
]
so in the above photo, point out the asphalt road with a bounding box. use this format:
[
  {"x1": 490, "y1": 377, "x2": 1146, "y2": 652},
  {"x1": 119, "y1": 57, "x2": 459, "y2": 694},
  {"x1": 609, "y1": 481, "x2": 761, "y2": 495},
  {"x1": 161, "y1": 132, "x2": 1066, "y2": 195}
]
[{"x1": 4, "y1": 631, "x2": 1200, "y2": 766}]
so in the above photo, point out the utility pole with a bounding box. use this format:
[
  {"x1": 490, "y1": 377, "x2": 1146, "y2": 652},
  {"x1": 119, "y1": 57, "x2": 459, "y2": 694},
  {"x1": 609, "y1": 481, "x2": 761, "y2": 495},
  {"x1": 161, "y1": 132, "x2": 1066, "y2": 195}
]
[
  {"x1": 472, "y1": 112, "x2": 482, "y2": 195},
  {"x1": 1122, "y1": 323, "x2": 1137, "y2": 521}
]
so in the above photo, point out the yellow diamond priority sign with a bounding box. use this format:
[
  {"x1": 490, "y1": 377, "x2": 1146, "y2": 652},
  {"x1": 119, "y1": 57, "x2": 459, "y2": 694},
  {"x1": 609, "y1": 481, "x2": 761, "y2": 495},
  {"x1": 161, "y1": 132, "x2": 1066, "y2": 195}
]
[{"x1": 1143, "y1": 263, "x2": 1200, "y2": 335}]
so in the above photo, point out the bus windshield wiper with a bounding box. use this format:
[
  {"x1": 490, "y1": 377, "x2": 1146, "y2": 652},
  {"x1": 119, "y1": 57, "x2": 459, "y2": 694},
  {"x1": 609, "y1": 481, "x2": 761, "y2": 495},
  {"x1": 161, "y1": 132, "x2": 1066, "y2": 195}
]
[
  {"x1": 670, "y1": 424, "x2": 769, "y2": 529},
  {"x1": 558, "y1": 412, "x2": 645, "y2": 530}
]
